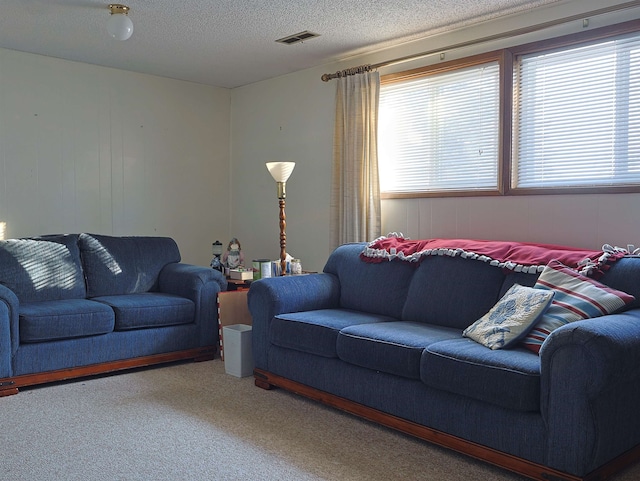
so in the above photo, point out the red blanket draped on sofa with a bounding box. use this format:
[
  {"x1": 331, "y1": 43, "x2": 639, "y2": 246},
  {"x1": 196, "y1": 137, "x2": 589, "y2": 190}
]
[{"x1": 360, "y1": 235, "x2": 623, "y2": 276}]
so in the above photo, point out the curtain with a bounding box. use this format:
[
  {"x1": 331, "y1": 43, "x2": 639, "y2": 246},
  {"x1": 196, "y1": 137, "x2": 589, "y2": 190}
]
[{"x1": 330, "y1": 71, "x2": 381, "y2": 249}]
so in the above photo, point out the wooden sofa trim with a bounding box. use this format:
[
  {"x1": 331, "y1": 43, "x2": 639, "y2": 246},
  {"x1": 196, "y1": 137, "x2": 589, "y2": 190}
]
[
  {"x1": 254, "y1": 368, "x2": 640, "y2": 481},
  {"x1": 0, "y1": 346, "x2": 216, "y2": 397}
]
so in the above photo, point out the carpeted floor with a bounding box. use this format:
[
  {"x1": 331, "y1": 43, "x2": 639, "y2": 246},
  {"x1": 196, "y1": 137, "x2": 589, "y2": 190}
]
[{"x1": 2, "y1": 360, "x2": 639, "y2": 481}]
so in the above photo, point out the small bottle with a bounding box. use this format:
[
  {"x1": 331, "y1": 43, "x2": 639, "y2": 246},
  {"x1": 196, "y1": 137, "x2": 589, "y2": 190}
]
[{"x1": 291, "y1": 259, "x2": 302, "y2": 275}]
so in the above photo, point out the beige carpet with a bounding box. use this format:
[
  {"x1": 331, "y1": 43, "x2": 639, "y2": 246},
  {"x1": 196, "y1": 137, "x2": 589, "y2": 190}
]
[{"x1": 2, "y1": 360, "x2": 639, "y2": 481}]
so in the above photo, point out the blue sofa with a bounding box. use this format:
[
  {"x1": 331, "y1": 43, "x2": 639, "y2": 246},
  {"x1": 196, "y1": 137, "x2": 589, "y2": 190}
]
[
  {"x1": 248, "y1": 239, "x2": 640, "y2": 481},
  {"x1": 0, "y1": 233, "x2": 227, "y2": 396}
]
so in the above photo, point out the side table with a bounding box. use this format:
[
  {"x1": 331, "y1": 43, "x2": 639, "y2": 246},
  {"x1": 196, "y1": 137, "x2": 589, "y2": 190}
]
[{"x1": 226, "y1": 278, "x2": 252, "y2": 291}]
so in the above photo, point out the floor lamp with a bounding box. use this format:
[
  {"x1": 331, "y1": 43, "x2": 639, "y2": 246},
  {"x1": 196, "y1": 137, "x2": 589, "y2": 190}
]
[{"x1": 266, "y1": 162, "x2": 295, "y2": 276}]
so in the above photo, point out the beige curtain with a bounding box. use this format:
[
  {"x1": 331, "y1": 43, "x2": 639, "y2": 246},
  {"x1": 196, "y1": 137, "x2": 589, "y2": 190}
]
[{"x1": 330, "y1": 71, "x2": 381, "y2": 249}]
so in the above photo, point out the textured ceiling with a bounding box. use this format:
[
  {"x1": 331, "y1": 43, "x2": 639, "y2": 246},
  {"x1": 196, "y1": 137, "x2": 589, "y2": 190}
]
[{"x1": 0, "y1": 0, "x2": 563, "y2": 88}]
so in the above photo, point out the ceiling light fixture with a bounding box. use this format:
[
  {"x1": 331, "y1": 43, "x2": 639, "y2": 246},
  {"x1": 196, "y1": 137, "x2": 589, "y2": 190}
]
[{"x1": 107, "y1": 4, "x2": 133, "y2": 41}]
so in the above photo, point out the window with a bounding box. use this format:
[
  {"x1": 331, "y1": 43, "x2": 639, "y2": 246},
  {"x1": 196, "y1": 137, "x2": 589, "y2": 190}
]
[
  {"x1": 379, "y1": 55, "x2": 502, "y2": 197},
  {"x1": 512, "y1": 32, "x2": 640, "y2": 191},
  {"x1": 377, "y1": 20, "x2": 640, "y2": 197}
]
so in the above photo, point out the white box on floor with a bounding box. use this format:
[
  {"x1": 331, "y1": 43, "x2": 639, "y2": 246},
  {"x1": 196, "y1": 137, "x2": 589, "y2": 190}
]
[{"x1": 223, "y1": 324, "x2": 254, "y2": 377}]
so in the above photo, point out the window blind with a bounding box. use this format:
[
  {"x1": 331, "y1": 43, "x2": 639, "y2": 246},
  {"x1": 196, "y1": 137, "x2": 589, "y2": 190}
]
[
  {"x1": 513, "y1": 32, "x2": 640, "y2": 189},
  {"x1": 378, "y1": 62, "x2": 500, "y2": 194}
]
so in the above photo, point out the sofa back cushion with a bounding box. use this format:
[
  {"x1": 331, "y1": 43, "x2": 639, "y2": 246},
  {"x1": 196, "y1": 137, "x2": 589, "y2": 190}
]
[
  {"x1": 599, "y1": 256, "x2": 640, "y2": 310},
  {"x1": 79, "y1": 233, "x2": 181, "y2": 297},
  {"x1": 498, "y1": 270, "x2": 540, "y2": 297},
  {"x1": 402, "y1": 256, "x2": 506, "y2": 329},
  {"x1": 323, "y1": 243, "x2": 416, "y2": 319},
  {"x1": 0, "y1": 234, "x2": 86, "y2": 302}
]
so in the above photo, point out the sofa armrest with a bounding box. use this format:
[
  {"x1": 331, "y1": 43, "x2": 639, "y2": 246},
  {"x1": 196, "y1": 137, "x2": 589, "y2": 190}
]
[
  {"x1": 0, "y1": 284, "x2": 19, "y2": 377},
  {"x1": 248, "y1": 273, "x2": 341, "y2": 369},
  {"x1": 539, "y1": 309, "x2": 640, "y2": 474},
  {"x1": 158, "y1": 263, "x2": 227, "y2": 348},
  {"x1": 158, "y1": 263, "x2": 228, "y2": 300}
]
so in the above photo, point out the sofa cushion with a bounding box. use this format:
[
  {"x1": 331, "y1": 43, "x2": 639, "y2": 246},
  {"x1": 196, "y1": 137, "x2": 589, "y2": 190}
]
[
  {"x1": 522, "y1": 260, "x2": 635, "y2": 353},
  {"x1": 271, "y1": 309, "x2": 392, "y2": 358},
  {"x1": 323, "y1": 243, "x2": 416, "y2": 319},
  {"x1": 598, "y1": 256, "x2": 640, "y2": 310},
  {"x1": 0, "y1": 234, "x2": 86, "y2": 302},
  {"x1": 79, "y1": 233, "x2": 181, "y2": 297},
  {"x1": 19, "y1": 299, "x2": 115, "y2": 343},
  {"x1": 91, "y1": 293, "x2": 195, "y2": 330},
  {"x1": 402, "y1": 256, "x2": 506, "y2": 329},
  {"x1": 498, "y1": 271, "x2": 539, "y2": 297},
  {"x1": 463, "y1": 284, "x2": 554, "y2": 350},
  {"x1": 336, "y1": 321, "x2": 461, "y2": 379},
  {"x1": 421, "y1": 338, "x2": 541, "y2": 412}
]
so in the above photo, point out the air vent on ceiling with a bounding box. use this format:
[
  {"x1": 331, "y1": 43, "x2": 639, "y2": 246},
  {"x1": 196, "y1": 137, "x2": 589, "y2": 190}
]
[{"x1": 275, "y1": 31, "x2": 320, "y2": 45}]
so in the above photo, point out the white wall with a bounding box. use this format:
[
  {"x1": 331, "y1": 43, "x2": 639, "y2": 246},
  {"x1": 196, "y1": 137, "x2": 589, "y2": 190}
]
[
  {"x1": 230, "y1": 67, "x2": 335, "y2": 272},
  {"x1": 2, "y1": 1, "x2": 639, "y2": 273},
  {"x1": 231, "y1": 0, "x2": 640, "y2": 272},
  {"x1": 0, "y1": 48, "x2": 231, "y2": 266}
]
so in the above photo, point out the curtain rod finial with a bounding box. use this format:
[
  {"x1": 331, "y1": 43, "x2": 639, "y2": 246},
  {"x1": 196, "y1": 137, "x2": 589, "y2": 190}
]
[{"x1": 321, "y1": 73, "x2": 331, "y2": 82}]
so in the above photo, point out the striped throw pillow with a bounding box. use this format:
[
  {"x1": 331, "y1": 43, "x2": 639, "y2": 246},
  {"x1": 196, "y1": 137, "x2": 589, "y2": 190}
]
[{"x1": 522, "y1": 260, "x2": 634, "y2": 354}]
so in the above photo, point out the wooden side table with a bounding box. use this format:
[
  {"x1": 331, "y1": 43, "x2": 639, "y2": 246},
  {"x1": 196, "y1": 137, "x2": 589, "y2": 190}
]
[
  {"x1": 226, "y1": 278, "x2": 252, "y2": 291},
  {"x1": 217, "y1": 288, "x2": 252, "y2": 361}
]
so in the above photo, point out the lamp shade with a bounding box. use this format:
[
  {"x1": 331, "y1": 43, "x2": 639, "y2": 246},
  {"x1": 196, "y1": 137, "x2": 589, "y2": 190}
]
[
  {"x1": 107, "y1": 8, "x2": 133, "y2": 40},
  {"x1": 266, "y1": 162, "x2": 295, "y2": 183}
]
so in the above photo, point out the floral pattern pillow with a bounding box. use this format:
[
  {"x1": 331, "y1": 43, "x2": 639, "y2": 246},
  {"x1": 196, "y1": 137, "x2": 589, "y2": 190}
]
[{"x1": 463, "y1": 284, "x2": 554, "y2": 350}]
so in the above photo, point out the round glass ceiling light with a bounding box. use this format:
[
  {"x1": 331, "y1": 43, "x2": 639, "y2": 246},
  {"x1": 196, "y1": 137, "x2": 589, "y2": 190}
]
[{"x1": 107, "y1": 4, "x2": 133, "y2": 41}]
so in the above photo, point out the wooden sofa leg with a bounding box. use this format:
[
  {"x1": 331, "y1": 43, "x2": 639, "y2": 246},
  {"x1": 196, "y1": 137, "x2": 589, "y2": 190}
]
[
  {"x1": 255, "y1": 378, "x2": 275, "y2": 390},
  {"x1": 254, "y1": 371, "x2": 275, "y2": 390},
  {"x1": 0, "y1": 381, "x2": 19, "y2": 397}
]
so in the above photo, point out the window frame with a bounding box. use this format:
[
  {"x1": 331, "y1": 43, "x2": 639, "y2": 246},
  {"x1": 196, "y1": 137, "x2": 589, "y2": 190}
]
[
  {"x1": 380, "y1": 50, "x2": 509, "y2": 199},
  {"x1": 379, "y1": 18, "x2": 640, "y2": 198}
]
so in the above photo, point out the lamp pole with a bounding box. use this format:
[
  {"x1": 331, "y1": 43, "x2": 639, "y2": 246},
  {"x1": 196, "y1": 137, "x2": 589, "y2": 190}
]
[
  {"x1": 278, "y1": 186, "x2": 287, "y2": 276},
  {"x1": 266, "y1": 162, "x2": 296, "y2": 276}
]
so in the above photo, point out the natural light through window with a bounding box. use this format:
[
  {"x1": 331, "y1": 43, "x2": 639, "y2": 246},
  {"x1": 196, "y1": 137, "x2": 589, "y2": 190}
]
[
  {"x1": 6, "y1": 240, "x2": 79, "y2": 292},
  {"x1": 377, "y1": 24, "x2": 640, "y2": 197},
  {"x1": 84, "y1": 235, "x2": 123, "y2": 275},
  {"x1": 513, "y1": 33, "x2": 640, "y2": 189},
  {"x1": 0, "y1": 222, "x2": 5, "y2": 241},
  {"x1": 378, "y1": 61, "x2": 500, "y2": 195}
]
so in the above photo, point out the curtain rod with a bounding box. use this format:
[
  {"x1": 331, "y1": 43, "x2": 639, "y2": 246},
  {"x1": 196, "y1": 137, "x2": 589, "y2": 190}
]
[{"x1": 320, "y1": 0, "x2": 640, "y2": 82}]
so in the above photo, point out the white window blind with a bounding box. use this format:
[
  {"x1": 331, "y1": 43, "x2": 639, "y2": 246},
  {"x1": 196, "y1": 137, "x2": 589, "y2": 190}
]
[
  {"x1": 513, "y1": 33, "x2": 640, "y2": 189},
  {"x1": 378, "y1": 62, "x2": 500, "y2": 194}
]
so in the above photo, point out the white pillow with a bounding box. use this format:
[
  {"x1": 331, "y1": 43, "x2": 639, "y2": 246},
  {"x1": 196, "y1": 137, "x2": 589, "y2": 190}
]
[{"x1": 463, "y1": 284, "x2": 554, "y2": 350}]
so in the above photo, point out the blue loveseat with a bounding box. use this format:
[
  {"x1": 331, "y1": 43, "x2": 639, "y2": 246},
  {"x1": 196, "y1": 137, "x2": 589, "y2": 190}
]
[
  {"x1": 0, "y1": 233, "x2": 227, "y2": 396},
  {"x1": 248, "y1": 239, "x2": 640, "y2": 481}
]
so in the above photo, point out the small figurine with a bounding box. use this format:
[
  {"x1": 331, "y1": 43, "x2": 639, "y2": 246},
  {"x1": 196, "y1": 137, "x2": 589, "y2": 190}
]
[
  {"x1": 222, "y1": 237, "x2": 244, "y2": 269},
  {"x1": 210, "y1": 240, "x2": 223, "y2": 272}
]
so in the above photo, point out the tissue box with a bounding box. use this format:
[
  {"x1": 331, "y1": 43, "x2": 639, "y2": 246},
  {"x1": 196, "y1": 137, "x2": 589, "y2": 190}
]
[{"x1": 229, "y1": 269, "x2": 253, "y2": 280}]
